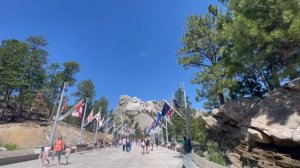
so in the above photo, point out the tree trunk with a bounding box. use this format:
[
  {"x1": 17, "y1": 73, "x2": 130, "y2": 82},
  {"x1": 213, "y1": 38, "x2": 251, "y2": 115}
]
[
  {"x1": 16, "y1": 89, "x2": 24, "y2": 116},
  {"x1": 258, "y1": 69, "x2": 273, "y2": 92},
  {"x1": 218, "y1": 92, "x2": 225, "y2": 105},
  {"x1": 4, "y1": 86, "x2": 11, "y2": 104}
]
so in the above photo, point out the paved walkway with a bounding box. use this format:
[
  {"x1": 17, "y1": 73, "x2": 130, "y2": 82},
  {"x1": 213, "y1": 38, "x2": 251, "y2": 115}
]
[{"x1": 2, "y1": 146, "x2": 186, "y2": 168}]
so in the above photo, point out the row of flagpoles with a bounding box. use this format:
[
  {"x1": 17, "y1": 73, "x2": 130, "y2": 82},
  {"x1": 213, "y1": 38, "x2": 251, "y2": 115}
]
[
  {"x1": 49, "y1": 82, "x2": 113, "y2": 146},
  {"x1": 144, "y1": 83, "x2": 189, "y2": 144},
  {"x1": 49, "y1": 82, "x2": 190, "y2": 146}
]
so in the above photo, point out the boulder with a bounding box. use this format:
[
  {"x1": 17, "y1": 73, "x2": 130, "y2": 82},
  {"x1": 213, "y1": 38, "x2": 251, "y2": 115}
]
[
  {"x1": 226, "y1": 152, "x2": 242, "y2": 168},
  {"x1": 247, "y1": 128, "x2": 273, "y2": 144},
  {"x1": 220, "y1": 97, "x2": 261, "y2": 123},
  {"x1": 199, "y1": 113, "x2": 225, "y2": 132},
  {"x1": 283, "y1": 77, "x2": 300, "y2": 91},
  {"x1": 250, "y1": 87, "x2": 300, "y2": 146},
  {"x1": 211, "y1": 108, "x2": 223, "y2": 118}
]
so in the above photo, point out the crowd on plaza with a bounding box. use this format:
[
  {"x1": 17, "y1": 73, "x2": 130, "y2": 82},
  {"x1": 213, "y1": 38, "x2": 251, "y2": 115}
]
[{"x1": 112, "y1": 136, "x2": 160, "y2": 155}]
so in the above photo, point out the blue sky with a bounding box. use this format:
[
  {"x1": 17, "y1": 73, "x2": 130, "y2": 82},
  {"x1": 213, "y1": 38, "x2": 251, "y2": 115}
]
[{"x1": 0, "y1": 0, "x2": 218, "y2": 110}]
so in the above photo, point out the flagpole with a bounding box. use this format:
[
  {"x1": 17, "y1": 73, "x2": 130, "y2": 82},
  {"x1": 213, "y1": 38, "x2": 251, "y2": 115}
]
[
  {"x1": 181, "y1": 83, "x2": 190, "y2": 140},
  {"x1": 94, "y1": 108, "x2": 101, "y2": 143},
  {"x1": 79, "y1": 97, "x2": 89, "y2": 144},
  {"x1": 166, "y1": 117, "x2": 168, "y2": 144},
  {"x1": 49, "y1": 82, "x2": 67, "y2": 146},
  {"x1": 160, "y1": 124, "x2": 163, "y2": 146}
]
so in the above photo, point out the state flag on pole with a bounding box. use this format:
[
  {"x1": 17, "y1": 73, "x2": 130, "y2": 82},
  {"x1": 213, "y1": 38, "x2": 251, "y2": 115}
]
[
  {"x1": 173, "y1": 99, "x2": 180, "y2": 109},
  {"x1": 60, "y1": 97, "x2": 68, "y2": 115},
  {"x1": 71, "y1": 100, "x2": 85, "y2": 118},
  {"x1": 161, "y1": 102, "x2": 173, "y2": 117},
  {"x1": 86, "y1": 109, "x2": 94, "y2": 124},
  {"x1": 155, "y1": 112, "x2": 162, "y2": 126}
]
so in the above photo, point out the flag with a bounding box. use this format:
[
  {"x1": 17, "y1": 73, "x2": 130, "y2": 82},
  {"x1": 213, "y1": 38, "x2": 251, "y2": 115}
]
[
  {"x1": 107, "y1": 118, "x2": 113, "y2": 128},
  {"x1": 161, "y1": 102, "x2": 172, "y2": 117},
  {"x1": 60, "y1": 97, "x2": 68, "y2": 115},
  {"x1": 86, "y1": 109, "x2": 94, "y2": 124},
  {"x1": 71, "y1": 100, "x2": 85, "y2": 118},
  {"x1": 173, "y1": 99, "x2": 180, "y2": 109},
  {"x1": 167, "y1": 107, "x2": 173, "y2": 120},
  {"x1": 155, "y1": 112, "x2": 162, "y2": 126},
  {"x1": 94, "y1": 112, "x2": 101, "y2": 124},
  {"x1": 151, "y1": 119, "x2": 156, "y2": 129}
]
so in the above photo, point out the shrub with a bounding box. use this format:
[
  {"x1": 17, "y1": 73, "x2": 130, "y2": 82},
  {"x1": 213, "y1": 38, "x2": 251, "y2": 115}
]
[
  {"x1": 207, "y1": 141, "x2": 226, "y2": 166},
  {"x1": 4, "y1": 143, "x2": 18, "y2": 151}
]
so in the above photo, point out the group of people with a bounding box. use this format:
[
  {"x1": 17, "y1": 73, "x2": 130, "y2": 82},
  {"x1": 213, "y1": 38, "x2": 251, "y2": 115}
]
[
  {"x1": 120, "y1": 138, "x2": 132, "y2": 152},
  {"x1": 40, "y1": 135, "x2": 71, "y2": 166},
  {"x1": 115, "y1": 137, "x2": 156, "y2": 155},
  {"x1": 139, "y1": 137, "x2": 155, "y2": 155}
]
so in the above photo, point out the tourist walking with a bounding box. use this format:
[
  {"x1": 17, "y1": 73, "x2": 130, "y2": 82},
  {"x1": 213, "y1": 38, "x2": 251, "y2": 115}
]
[
  {"x1": 126, "y1": 138, "x2": 130, "y2": 152},
  {"x1": 51, "y1": 135, "x2": 65, "y2": 165},
  {"x1": 122, "y1": 137, "x2": 126, "y2": 151},
  {"x1": 150, "y1": 137, "x2": 154, "y2": 151},
  {"x1": 64, "y1": 146, "x2": 71, "y2": 164},
  {"x1": 145, "y1": 138, "x2": 150, "y2": 153},
  {"x1": 41, "y1": 143, "x2": 51, "y2": 166},
  {"x1": 141, "y1": 139, "x2": 145, "y2": 155}
]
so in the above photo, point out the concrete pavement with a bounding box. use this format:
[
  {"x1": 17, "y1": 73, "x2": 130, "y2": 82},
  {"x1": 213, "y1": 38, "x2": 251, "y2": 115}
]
[{"x1": 1, "y1": 145, "x2": 186, "y2": 168}]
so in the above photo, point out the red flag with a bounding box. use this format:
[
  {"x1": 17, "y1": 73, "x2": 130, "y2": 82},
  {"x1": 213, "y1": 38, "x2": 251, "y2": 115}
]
[
  {"x1": 71, "y1": 100, "x2": 85, "y2": 118},
  {"x1": 86, "y1": 109, "x2": 94, "y2": 124}
]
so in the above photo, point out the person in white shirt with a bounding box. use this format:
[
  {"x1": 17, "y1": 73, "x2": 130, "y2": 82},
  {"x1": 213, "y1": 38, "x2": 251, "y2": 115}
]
[
  {"x1": 64, "y1": 146, "x2": 71, "y2": 164},
  {"x1": 41, "y1": 144, "x2": 51, "y2": 166},
  {"x1": 141, "y1": 139, "x2": 145, "y2": 155},
  {"x1": 122, "y1": 138, "x2": 126, "y2": 151}
]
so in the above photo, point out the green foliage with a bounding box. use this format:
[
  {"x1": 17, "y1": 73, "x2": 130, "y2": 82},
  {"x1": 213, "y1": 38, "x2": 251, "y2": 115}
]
[
  {"x1": 178, "y1": 0, "x2": 300, "y2": 109},
  {"x1": 190, "y1": 117, "x2": 207, "y2": 144},
  {"x1": 207, "y1": 141, "x2": 227, "y2": 166},
  {"x1": 73, "y1": 79, "x2": 96, "y2": 102},
  {"x1": 0, "y1": 36, "x2": 49, "y2": 115},
  {"x1": 94, "y1": 96, "x2": 109, "y2": 118},
  {"x1": 4, "y1": 143, "x2": 18, "y2": 151}
]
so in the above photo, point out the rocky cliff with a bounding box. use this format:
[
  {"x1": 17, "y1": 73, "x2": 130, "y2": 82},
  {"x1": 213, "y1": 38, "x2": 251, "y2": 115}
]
[
  {"x1": 114, "y1": 95, "x2": 163, "y2": 130},
  {"x1": 200, "y1": 78, "x2": 300, "y2": 167}
]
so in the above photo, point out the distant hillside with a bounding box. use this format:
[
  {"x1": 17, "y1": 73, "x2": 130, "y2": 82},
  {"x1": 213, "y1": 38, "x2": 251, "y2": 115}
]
[{"x1": 0, "y1": 121, "x2": 112, "y2": 150}]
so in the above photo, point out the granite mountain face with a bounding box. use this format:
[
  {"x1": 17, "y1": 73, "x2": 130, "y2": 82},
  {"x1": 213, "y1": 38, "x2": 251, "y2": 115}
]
[{"x1": 114, "y1": 95, "x2": 164, "y2": 131}]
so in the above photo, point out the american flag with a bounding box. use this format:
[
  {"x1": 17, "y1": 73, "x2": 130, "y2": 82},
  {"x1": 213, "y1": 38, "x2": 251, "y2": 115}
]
[{"x1": 86, "y1": 109, "x2": 94, "y2": 124}]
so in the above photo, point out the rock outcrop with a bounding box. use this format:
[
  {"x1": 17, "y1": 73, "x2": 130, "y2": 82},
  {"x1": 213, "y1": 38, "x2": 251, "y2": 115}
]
[
  {"x1": 200, "y1": 78, "x2": 300, "y2": 168},
  {"x1": 114, "y1": 95, "x2": 163, "y2": 130}
]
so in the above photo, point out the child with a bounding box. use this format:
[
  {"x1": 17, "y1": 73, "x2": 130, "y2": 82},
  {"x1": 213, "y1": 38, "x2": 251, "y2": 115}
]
[
  {"x1": 64, "y1": 146, "x2": 71, "y2": 164},
  {"x1": 41, "y1": 144, "x2": 51, "y2": 166}
]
